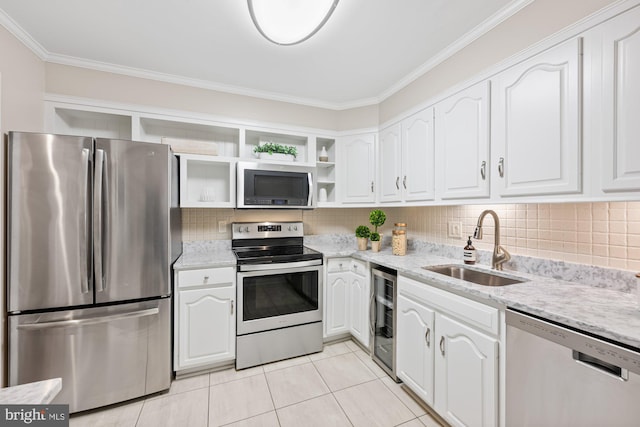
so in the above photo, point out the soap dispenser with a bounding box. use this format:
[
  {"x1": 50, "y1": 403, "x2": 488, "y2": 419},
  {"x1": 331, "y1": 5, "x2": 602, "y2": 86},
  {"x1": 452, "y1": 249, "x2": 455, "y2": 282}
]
[{"x1": 464, "y1": 236, "x2": 476, "y2": 265}]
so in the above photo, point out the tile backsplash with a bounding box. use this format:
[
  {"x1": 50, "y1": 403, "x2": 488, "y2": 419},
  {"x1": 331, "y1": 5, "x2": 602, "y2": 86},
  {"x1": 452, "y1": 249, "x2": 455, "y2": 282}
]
[{"x1": 182, "y1": 202, "x2": 640, "y2": 272}]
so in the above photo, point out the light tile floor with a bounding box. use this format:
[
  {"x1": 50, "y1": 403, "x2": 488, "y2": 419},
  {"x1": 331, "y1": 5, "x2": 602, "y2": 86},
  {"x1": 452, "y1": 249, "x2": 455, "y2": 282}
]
[{"x1": 70, "y1": 340, "x2": 443, "y2": 427}]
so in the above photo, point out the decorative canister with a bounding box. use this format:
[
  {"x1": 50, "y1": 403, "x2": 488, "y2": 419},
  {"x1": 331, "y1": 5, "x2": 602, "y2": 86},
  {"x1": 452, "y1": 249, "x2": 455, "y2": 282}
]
[{"x1": 392, "y1": 223, "x2": 407, "y2": 256}]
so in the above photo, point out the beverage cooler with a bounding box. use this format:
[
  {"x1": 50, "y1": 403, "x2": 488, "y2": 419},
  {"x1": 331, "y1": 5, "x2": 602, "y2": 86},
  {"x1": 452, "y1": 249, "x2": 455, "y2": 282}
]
[{"x1": 370, "y1": 266, "x2": 399, "y2": 382}]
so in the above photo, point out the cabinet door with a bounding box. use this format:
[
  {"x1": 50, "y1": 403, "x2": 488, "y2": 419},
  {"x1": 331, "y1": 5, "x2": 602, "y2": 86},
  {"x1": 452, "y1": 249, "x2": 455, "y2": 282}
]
[
  {"x1": 325, "y1": 271, "x2": 350, "y2": 338},
  {"x1": 339, "y1": 134, "x2": 376, "y2": 203},
  {"x1": 379, "y1": 124, "x2": 402, "y2": 203},
  {"x1": 492, "y1": 38, "x2": 582, "y2": 197},
  {"x1": 598, "y1": 8, "x2": 640, "y2": 192},
  {"x1": 436, "y1": 81, "x2": 490, "y2": 200},
  {"x1": 435, "y1": 313, "x2": 498, "y2": 427},
  {"x1": 177, "y1": 286, "x2": 235, "y2": 369},
  {"x1": 402, "y1": 107, "x2": 435, "y2": 202},
  {"x1": 397, "y1": 295, "x2": 436, "y2": 406},
  {"x1": 349, "y1": 260, "x2": 370, "y2": 347}
]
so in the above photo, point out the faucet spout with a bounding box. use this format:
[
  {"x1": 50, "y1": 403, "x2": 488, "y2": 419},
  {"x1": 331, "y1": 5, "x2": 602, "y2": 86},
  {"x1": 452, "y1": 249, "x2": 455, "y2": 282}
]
[{"x1": 473, "y1": 209, "x2": 510, "y2": 270}]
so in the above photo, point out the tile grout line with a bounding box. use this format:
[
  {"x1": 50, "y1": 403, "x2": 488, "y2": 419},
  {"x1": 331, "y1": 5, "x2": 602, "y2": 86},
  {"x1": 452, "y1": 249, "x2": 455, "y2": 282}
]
[{"x1": 261, "y1": 372, "x2": 283, "y2": 427}]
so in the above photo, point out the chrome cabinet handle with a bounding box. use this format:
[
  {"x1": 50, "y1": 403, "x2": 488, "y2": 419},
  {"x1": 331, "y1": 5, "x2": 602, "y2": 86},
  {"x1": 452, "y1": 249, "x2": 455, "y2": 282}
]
[
  {"x1": 403, "y1": 176, "x2": 407, "y2": 189},
  {"x1": 425, "y1": 328, "x2": 431, "y2": 347},
  {"x1": 371, "y1": 181, "x2": 374, "y2": 193},
  {"x1": 439, "y1": 336, "x2": 445, "y2": 356},
  {"x1": 480, "y1": 161, "x2": 486, "y2": 180},
  {"x1": 498, "y1": 157, "x2": 504, "y2": 178},
  {"x1": 231, "y1": 300, "x2": 234, "y2": 315},
  {"x1": 396, "y1": 176, "x2": 400, "y2": 190}
]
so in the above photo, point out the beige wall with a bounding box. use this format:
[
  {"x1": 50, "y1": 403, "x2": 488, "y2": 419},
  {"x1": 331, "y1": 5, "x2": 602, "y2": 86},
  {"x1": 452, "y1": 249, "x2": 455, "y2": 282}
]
[
  {"x1": 379, "y1": 0, "x2": 619, "y2": 123},
  {"x1": 0, "y1": 25, "x2": 46, "y2": 387},
  {"x1": 0, "y1": 26, "x2": 45, "y2": 133},
  {"x1": 45, "y1": 63, "x2": 344, "y2": 131},
  {"x1": 183, "y1": 202, "x2": 640, "y2": 272}
]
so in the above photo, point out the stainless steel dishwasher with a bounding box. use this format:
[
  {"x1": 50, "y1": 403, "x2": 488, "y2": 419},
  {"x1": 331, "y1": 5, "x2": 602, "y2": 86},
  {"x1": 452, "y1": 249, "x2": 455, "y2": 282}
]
[{"x1": 506, "y1": 309, "x2": 640, "y2": 426}]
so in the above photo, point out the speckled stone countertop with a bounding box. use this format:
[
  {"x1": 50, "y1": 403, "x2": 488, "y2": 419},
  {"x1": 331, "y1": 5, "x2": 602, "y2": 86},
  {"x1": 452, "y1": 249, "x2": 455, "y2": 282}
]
[
  {"x1": 304, "y1": 234, "x2": 640, "y2": 350},
  {"x1": 0, "y1": 378, "x2": 62, "y2": 404},
  {"x1": 173, "y1": 235, "x2": 640, "y2": 349},
  {"x1": 174, "y1": 240, "x2": 236, "y2": 270}
]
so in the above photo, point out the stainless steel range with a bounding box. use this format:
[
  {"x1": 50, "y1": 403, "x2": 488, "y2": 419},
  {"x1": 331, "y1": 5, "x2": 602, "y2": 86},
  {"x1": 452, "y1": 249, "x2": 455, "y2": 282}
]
[{"x1": 233, "y1": 221, "x2": 323, "y2": 369}]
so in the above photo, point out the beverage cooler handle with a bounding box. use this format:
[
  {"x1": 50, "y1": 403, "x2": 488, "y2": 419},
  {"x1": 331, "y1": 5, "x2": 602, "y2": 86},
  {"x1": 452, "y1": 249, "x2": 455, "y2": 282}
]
[
  {"x1": 369, "y1": 285, "x2": 376, "y2": 339},
  {"x1": 81, "y1": 148, "x2": 91, "y2": 294},
  {"x1": 93, "y1": 149, "x2": 105, "y2": 292}
]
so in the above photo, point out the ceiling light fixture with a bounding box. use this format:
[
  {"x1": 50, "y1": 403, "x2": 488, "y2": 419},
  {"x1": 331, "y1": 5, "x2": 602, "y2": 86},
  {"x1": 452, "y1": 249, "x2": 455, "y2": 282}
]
[{"x1": 247, "y1": 0, "x2": 339, "y2": 46}]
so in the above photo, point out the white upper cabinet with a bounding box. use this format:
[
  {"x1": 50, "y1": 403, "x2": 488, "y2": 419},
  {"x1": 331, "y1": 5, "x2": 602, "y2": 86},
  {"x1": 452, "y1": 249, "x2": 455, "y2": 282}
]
[
  {"x1": 402, "y1": 108, "x2": 436, "y2": 202},
  {"x1": 492, "y1": 38, "x2": 582, "y2": 197},
  {"x1": 594, "y1": 7, "x2": 640, "y2": 192},
  {"x1": 379, "y1": 124, "x2": 403, "y2": 202},
  {"x1": 379, "y1": 108, "x2": 435, "y2": 203},
  {"x1": 339, "y1": 133, "x2": 376, "y2": 203},
  {"x1": 435, "y1": 81, "x2": 491, "y2": 200}
]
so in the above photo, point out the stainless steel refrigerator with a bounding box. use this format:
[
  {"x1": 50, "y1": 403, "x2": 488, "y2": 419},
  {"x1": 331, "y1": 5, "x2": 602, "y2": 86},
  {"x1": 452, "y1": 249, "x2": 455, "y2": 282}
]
[{"x1": 6, "y1": 131, "x2": 181, "y2": 413}]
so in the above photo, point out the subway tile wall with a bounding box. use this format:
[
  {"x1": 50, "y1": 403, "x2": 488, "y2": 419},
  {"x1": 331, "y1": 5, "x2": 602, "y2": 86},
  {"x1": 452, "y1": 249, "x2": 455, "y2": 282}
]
[{"x1": 182, "y1": 202, "x2": 640, "y2": 271}]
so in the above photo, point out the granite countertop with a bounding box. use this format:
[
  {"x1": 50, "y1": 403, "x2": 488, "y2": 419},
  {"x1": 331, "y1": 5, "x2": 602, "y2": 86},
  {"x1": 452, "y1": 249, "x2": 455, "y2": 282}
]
[
  {"x1": 174, "y1": 240, "x2": 236, "y2": 270},
  {"x1": 305, "y1": 235, "x2": 640, "y2": 350},
  {"x1": 0, "y1": 378, "x2": 62, "y2": 404},
  {"x1": 173, "y1": 235, "x2": 640, "y2": 349}
]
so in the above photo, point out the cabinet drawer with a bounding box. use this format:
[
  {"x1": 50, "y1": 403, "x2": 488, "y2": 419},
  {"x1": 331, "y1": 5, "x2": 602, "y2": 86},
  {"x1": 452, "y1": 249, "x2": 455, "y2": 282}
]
[
  {"x1": 398, "y1": 274, "x2": 499, "y2": 335},
  {"x1": 351, "y1": 260, "x2": 367, "y2": 277},
  {"x1": 177, "y1": 267, "x2": 235, "y2": 289},
  {"x1": 327, "y1": 258, "x2": 351, "y2": 273}
]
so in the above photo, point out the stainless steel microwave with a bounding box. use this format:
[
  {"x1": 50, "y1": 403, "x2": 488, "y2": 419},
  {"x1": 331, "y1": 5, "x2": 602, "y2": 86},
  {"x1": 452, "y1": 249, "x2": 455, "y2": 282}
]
[{"x1": 237, "y1": 161, "x2": 316, "y2": 209}]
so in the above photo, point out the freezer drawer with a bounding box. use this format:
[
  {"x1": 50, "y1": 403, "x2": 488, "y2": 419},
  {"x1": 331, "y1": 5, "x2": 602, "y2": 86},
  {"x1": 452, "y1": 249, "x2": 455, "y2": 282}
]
[{"x1": 9, "y1": 298, "x2": 171, "y2": 413}]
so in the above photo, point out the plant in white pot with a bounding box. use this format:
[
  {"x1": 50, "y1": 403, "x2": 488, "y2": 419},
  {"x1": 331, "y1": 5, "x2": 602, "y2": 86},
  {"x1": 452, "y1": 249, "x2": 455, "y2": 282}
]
[
  {"x1": 370, "y1": 232, "x2": 382, "y2": 252},
  {"x1": 253, "y1": 142, "x2": 297, "y2": 161},
  {"x1": 369, "y1": 209, "x2": 386, "y2": 252},
  {"x1": 355, "y1": 225, "x2": 370, "y2": 251}
]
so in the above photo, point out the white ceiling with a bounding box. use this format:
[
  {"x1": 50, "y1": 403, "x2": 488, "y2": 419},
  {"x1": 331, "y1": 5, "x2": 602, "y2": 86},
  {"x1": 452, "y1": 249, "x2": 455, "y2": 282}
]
[{"x1": 0, "y1": 0, "x2": 529, "y2": 109}]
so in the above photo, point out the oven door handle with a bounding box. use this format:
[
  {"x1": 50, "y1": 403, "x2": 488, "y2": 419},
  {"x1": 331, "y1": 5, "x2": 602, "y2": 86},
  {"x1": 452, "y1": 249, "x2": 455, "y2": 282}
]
[{"x1": 238, "y1": 259, "x2": 323, "y2": 272}]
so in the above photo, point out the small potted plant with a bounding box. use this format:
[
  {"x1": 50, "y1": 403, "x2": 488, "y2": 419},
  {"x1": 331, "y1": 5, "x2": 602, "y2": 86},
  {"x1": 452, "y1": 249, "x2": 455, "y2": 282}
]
[
  {"x1": 369, "y1": 209, "x2": 386, "y2": 251},
  {"x1": 253, "y1": 142, "x2": 297, "y2": 161},
  {"x1": 370, "y1": 232, "x2": 382, "y2": 252},
  {"x1": 355, "y1": 225, "x2": 371, "y2": 251}
]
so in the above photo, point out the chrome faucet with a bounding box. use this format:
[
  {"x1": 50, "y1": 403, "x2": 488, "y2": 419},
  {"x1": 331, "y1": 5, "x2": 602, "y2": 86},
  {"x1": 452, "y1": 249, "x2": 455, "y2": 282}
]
[{"x1": 473, "y1": 209, "x2": 511, "y2": 270}]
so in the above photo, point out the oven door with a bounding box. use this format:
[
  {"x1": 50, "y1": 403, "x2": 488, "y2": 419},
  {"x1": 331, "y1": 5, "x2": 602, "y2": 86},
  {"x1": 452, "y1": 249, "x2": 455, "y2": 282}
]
[{"x1": 237, "y1": 263, "x2": 322, "y2": 335}]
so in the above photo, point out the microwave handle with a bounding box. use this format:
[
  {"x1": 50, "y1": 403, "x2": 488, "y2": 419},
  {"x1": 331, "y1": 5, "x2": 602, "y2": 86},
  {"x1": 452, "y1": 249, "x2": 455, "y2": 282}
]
[{"x1": 307, "y1": 172, "x2": 313, "y2": 206}]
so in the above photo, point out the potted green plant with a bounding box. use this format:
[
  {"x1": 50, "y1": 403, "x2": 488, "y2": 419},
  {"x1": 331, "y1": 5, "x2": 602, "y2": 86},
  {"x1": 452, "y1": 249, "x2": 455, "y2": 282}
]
[
  {"x1": 355, "y1": 225, "x2": 370, "y2": 251},
  {"x1": 369, "y1": 209, "x2": 386, "y2": 251},
  {"x1": 253, "y1": 142, "x2": 297, "y2": 161},
  {"x1": 370, "y1": 232, "x2": 381, "y2": 252}
]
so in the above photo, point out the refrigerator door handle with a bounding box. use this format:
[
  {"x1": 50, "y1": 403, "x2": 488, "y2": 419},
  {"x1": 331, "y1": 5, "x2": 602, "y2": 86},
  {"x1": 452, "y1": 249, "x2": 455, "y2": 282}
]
[
  {"x1": 94, "y1": 149, "x2": 105, "y2": 292},
  {"x1": 16, "y1": 308, "x2": 159, "y2": 330},
  {"x1": 81, "y1": 148, "x2": 91, "y2": 294}
]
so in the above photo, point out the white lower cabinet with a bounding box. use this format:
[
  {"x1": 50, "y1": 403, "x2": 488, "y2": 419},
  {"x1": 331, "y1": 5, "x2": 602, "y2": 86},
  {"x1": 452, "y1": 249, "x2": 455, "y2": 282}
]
[
  {"x1": 397, "y1": 294, "x2": 436, "y2": 406},
  {"x1": 397, "y1": 274, "x2": 499, "y2": 427},
  {"x1": 324, "y1": 258, "x2": 370, "y2": 347},
  {"x1": 434, "y1": 313, "x2": 498, "y2": 427},
  {"x1": 174, "y1": 267, "x2": 236, "y2": 372}
]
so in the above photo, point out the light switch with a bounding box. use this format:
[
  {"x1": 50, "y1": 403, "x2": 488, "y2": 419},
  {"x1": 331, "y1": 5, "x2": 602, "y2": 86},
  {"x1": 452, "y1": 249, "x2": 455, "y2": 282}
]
[
  {"x1": 448, "y1": 221, "x2": 461, "y2": 239},
  {"x1": 218, "y1": 221, "x2": 227, "y2": 233}
]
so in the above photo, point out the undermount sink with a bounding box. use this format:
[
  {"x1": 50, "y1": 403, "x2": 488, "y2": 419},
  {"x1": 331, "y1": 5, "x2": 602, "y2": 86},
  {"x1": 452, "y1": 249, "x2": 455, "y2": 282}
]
[{"x1": 423, "y1": 264, "x2": 526, "y2": 286}]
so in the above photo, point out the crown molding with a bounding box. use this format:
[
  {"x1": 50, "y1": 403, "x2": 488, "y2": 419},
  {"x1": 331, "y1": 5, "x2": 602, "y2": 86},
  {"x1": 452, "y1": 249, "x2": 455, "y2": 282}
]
[
  {"x1": 375, "y1": 0, "x2": 534, "y2": 103},
  {"x1": 45, "y1": 52, "x2": 381, "y2": 111},
  {"x1": 0, "y1": 7, "x2": 48, "y2": 59}
]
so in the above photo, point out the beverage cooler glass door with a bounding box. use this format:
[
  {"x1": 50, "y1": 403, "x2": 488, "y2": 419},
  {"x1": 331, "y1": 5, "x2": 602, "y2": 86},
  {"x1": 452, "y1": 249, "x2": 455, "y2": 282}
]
[
  {"x1": 237, "y1": 265, "x2": 322, "y2": 335},
  {"x1": 372, "y1": 269, "x2": 397, "y2": 376}
]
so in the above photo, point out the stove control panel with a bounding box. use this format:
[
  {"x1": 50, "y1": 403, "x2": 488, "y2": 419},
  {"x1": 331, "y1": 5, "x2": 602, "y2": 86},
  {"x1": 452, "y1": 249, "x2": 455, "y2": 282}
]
[{"x1": 232, "y1": 221, "x2": 304, "y2": 239}]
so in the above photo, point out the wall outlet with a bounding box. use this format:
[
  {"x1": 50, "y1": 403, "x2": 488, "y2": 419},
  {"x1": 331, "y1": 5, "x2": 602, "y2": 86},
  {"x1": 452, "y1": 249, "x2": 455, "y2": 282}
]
[
  {"x1": 218, "y1": 220, "x2": 227, "y2": 233},
  {"x1": 448, "y1": 221, "x2": 462, "y2": 239}
]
